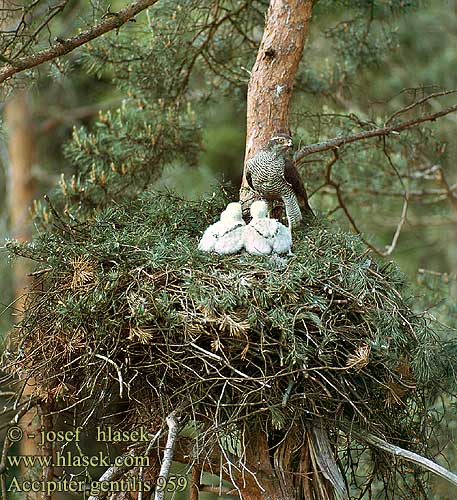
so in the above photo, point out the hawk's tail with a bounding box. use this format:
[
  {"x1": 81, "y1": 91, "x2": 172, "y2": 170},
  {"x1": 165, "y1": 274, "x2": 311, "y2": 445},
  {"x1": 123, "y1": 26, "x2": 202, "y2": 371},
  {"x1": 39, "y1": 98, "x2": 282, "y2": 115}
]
[{"x1": 283, "y1": 190, "x2": 303, "y2": 229}]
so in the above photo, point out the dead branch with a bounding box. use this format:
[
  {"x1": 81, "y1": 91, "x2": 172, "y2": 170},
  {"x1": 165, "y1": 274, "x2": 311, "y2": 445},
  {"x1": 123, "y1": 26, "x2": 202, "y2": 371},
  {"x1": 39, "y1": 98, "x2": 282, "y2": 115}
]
[
  {"x1": 154, "y1": 412, "x2": 179, "y2": 500},
  {"x1": 0, "y1": 0, "x2": 159, "y2": 85},
  {"x1": 385, "y1": 89, "x2": 457, "y2": 125},
  {"x1": 323, "y1": 148, "x2": 410, "y2": 257},
  {"x1": 294, "y1": 103, "x2": 457, "y2": 164},
  {"x1": 37, "y1": 98, "x2": 122, "y2": 135},
  {"x1": 87, "y1": 428, "x2": 163, "y2": 500},
  {"x1": 87, "y1": 451, "x2": 138, "y2": 500},
  {"x1": 345, "y1": 424, "x2": 457, "y2": 488},
  {"x1": 437, "y1": 166, "x2": 457, "y2": 212}
]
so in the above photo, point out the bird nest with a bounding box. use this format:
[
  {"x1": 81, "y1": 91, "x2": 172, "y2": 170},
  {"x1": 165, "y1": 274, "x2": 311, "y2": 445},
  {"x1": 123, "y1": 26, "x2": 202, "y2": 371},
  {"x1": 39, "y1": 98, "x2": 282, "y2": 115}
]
[{"x1": 3, "y1": 189, "x2": 451, "y2": 496}]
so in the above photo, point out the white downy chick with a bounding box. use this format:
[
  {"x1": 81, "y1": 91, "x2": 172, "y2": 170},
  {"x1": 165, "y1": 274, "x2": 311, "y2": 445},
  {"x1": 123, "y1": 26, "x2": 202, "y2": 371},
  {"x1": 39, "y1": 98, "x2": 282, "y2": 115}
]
[
  {"x1": 244, "y1": 200, "x2": 292, "y2": 256},
  {"x1": 198, "y1": 202, "x2": 245, "y2": 255}
]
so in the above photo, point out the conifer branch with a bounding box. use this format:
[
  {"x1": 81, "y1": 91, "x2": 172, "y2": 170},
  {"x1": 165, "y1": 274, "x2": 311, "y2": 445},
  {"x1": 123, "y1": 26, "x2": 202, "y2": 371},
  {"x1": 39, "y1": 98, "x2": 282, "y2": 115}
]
[
  {"x1": 0, "y1": 0, "x2": 159, "y2": 85},
  {"x1": 294, "y1": 103, "x2": 457, "y2": 164}
]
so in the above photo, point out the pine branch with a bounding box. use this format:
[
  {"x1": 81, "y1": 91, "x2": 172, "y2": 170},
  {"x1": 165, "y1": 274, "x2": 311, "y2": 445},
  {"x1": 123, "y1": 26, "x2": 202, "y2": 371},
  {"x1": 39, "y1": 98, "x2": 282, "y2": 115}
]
[
  {"x1": 294, "y1": 103, "x2": 457, "y2": 164},
  {"x1": 0, "y1": 0, "x2": 159, "y2": 85}
]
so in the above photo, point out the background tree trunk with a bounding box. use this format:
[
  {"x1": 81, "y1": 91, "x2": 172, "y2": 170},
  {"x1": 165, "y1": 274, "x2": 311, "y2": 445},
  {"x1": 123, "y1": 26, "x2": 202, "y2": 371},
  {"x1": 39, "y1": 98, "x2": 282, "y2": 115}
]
[{"x1": 4, "y1": 91, "x2": 41, "y2": 484}]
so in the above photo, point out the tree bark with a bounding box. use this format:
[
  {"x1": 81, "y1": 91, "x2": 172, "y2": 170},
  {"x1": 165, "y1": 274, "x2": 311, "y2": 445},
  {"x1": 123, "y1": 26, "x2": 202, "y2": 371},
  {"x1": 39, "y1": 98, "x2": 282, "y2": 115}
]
[
  {"x1": 242, "y1": 0, "x2": 312, "y2": 168},
  {"x1": 240, "y1": 0, "x2": 313, "y2": 213},
  {"x1": 4, "y1": 90, "x2": 39, "y2": 482}
]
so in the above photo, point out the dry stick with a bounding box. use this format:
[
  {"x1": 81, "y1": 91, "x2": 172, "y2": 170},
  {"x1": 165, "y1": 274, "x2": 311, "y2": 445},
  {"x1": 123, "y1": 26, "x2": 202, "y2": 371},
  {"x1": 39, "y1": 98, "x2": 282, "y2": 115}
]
[
  {"x1": 40, "y1": 404, "x2": 54, "y2": 500},
  {"x1": 86, "y1": 451, "x2": 137, "y2": 500},
  {"x1": 200, "y1": 485, "x2": 239, "y2": 496},
  {"x1": 324, "y1": 144, "x2": 410, "y2": 257},
  {"x1": 0, "y1": 0, "x2": 159, "y2": 85},
  {"x1": 138, "y1": 429, "x2": 163, "y2": 500},
  {"x1": 87, "y1": 428, "x2": 163, "y2": 500},
  {"x1": 345, "y1": 424, "x2": 457, "y2": 487},
  {"x1": 383, "y1": 193, "x2": 408, "y2": 256},
  {"x1": 154, "y1": 412, "x2": 179, "y2": 500},
  {"x1": 94, "y1": 353, "x2": 124, "y2": 399},
  {"x1": 294, "y1": 103, "x2": 457, "y2": 165},
  {"x1": 310, "y1": 423, "x2": 348, "y2": 500}
]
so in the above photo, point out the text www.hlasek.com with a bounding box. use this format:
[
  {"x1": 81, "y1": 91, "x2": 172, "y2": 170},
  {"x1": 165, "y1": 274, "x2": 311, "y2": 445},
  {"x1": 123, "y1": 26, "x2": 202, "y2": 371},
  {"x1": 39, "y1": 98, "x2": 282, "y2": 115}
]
[{"x1": 8, "y1": 450, "x2": 149, "y2": 468}]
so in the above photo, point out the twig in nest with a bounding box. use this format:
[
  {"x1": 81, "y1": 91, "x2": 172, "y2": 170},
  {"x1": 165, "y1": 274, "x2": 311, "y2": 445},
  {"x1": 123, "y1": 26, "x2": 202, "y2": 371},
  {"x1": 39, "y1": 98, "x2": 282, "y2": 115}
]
[
  {"x1": 94, "y1": 353, "x2": 124, "y2": 399},
  {"x1": 189, "y1": 342, "x2": 271, "y2": 388},
  {"x1": 154, "y1": 411, "x2": 179, "y2": 500}
]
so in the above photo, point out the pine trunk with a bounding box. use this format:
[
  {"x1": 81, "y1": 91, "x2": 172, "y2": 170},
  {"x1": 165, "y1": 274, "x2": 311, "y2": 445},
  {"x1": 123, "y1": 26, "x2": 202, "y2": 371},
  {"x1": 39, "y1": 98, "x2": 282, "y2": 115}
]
[
  {"x1": 241, "y1": 0, "x2": 312, "y2": 178},
  {"x1": 237, "y1": 2, "x2": 342, "y2": 499},
  {"x1": 240, "y1": 0, "x2": 312, "y2": 214}
]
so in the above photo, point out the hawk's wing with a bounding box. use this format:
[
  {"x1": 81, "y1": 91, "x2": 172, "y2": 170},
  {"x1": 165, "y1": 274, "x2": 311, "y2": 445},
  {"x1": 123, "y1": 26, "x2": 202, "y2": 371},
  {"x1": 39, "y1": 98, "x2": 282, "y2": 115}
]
[
  {"x1": 245, "y1": 169, "x2": 254, "y2": 191},
  {"x1": 283, "y1": 157, "x2": 314, "y2": 217}
]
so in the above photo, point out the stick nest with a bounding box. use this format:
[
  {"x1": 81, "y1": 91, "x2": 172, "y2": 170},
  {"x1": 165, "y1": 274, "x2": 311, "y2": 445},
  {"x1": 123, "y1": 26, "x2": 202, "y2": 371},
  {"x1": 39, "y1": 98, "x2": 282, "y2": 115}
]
[{"x1": 4, "y1": 189, "x2": 454, "y2": 489}]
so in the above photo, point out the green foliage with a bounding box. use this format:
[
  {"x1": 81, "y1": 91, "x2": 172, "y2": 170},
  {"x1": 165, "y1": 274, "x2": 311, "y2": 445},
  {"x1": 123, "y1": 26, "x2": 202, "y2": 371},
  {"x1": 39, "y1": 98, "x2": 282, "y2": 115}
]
[{"x1": 57, "y1": 99, "x2": 201, "y2": 215}]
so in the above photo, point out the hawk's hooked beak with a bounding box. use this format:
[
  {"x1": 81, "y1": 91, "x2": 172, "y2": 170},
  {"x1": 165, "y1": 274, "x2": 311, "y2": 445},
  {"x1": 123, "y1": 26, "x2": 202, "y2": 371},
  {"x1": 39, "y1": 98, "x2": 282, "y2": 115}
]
[{"x1": 286, "y1": 138, "x2": 293, "y2": 148}]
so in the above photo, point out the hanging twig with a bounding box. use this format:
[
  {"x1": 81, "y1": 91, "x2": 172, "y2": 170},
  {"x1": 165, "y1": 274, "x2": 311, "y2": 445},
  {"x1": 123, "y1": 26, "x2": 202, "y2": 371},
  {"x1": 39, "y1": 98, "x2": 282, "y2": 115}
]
[{"x1": 94, "y1": 353, "x2": 124, "y2": 399}]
